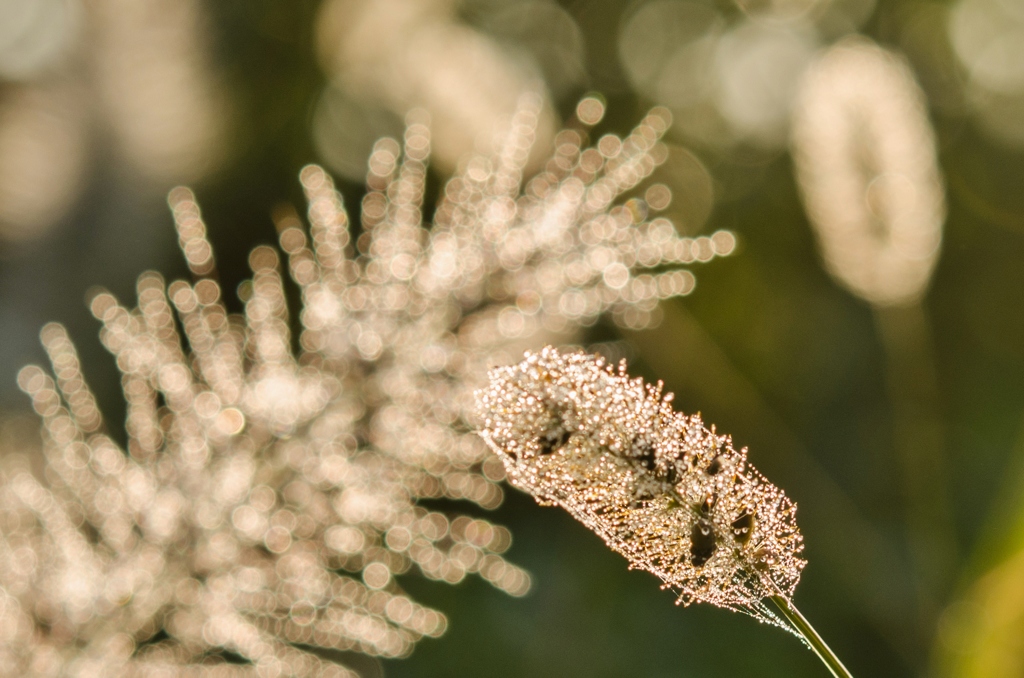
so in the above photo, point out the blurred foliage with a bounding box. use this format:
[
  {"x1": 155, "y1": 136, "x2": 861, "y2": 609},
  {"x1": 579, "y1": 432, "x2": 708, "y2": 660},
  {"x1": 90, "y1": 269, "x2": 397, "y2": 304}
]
[{"x1": 3, "y1": 0, "x2": 1024, "y2": 676}]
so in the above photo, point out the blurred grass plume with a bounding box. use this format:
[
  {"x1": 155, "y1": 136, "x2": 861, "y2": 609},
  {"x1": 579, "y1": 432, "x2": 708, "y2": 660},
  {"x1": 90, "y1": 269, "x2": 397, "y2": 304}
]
[{"x1": 0, "y1": 95, "x2": 733, "y2": 675}]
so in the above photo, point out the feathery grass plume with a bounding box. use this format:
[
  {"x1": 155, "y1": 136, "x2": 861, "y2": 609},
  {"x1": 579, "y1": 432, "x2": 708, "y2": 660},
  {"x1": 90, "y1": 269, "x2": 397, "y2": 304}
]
[
  {"x1": 791, "y1": 37, "x2": 944, "y2": 308},
  {"x1": 478, "y1": 347, "x2": 853, "y2": 678},
  {"x1": 0, "y1": 94, "x2": 734, "y2": 676},
  {"x1": 0, "y1": 0, "x2": 225, "y2": 243},
  {"x1": 792, "y1": 37, "x2": 955, "y2": 626}
]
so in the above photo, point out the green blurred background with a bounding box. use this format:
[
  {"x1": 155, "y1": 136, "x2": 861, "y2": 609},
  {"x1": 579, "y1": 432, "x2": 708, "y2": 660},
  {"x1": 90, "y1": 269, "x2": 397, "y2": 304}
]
[{"x1": 3, "y1": 0, "x2": 1024, "y2": 676}]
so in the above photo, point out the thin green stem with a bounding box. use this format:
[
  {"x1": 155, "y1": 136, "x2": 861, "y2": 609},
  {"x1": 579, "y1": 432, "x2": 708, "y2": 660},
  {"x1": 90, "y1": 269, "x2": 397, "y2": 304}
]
[{"x1": 770, "y1": 596, "x2": 854, "y2": 678}]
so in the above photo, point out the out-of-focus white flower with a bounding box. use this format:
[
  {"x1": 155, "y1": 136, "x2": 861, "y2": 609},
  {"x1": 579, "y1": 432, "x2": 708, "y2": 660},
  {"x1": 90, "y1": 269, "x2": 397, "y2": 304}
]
[
  {"x1": 0, "y1": 80, "x2": 87, "y2": 242},
  {"x1": 0, "y1": 0, "x2": 227, "y2": 243},
  {"x1": 791, "y1": 38, "x2": 945, "y2": 306},
  {"x1": 315, "y1": 0, "x2": 557, "y2": 178},
  {"x1": 0, "y1": 97, "x2": 733, "y2": 675},
  {"x1": 948, "y1": 0, "x2": 1024, "y2": 147}
]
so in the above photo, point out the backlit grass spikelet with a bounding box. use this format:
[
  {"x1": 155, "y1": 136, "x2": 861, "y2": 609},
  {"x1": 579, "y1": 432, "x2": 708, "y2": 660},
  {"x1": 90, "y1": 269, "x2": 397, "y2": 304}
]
[{"x1": 477, "y1": 347, "x2": 806, "y2": 631}]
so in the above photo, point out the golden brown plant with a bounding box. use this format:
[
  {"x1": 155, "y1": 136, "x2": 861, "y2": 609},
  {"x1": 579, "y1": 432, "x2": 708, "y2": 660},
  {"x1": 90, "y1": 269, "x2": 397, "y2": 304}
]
[
  {"x1": 478, "y1": 347, "x2": 855, "y2": 677},
  {"x1": 478, "y1": 347, "x2": 805, "y2": 628}
]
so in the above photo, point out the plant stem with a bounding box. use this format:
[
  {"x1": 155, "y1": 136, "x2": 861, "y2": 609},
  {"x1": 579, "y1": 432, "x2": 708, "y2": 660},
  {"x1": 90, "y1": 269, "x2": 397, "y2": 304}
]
[{"x1": 770, "y1": 595, "x2": 854, "y2": 678}]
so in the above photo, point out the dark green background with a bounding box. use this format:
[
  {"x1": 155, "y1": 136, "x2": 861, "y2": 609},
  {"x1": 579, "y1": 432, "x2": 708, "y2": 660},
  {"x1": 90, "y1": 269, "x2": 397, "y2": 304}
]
[{"x1": 3, "y1": 1, "x2": 1023, "y2": 676}]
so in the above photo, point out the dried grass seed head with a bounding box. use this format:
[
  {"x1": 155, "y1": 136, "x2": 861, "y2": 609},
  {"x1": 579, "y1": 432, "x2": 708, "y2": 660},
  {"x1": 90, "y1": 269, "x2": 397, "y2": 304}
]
[{"x1": 478, "y1": 347, "x2": 806, "y2": 630}]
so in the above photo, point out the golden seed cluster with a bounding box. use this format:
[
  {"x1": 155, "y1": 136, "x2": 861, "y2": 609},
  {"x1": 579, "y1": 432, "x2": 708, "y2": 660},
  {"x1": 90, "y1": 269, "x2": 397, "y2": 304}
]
[{"x1": 478, "y1": 347, "x2": 805, "y2": 630}]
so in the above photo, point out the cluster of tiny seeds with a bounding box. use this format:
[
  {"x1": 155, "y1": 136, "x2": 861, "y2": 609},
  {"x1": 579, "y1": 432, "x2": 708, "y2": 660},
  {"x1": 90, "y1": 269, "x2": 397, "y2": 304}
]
[{"x1": 478, "y1": 347, "x2": 805, "y2": 629}]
